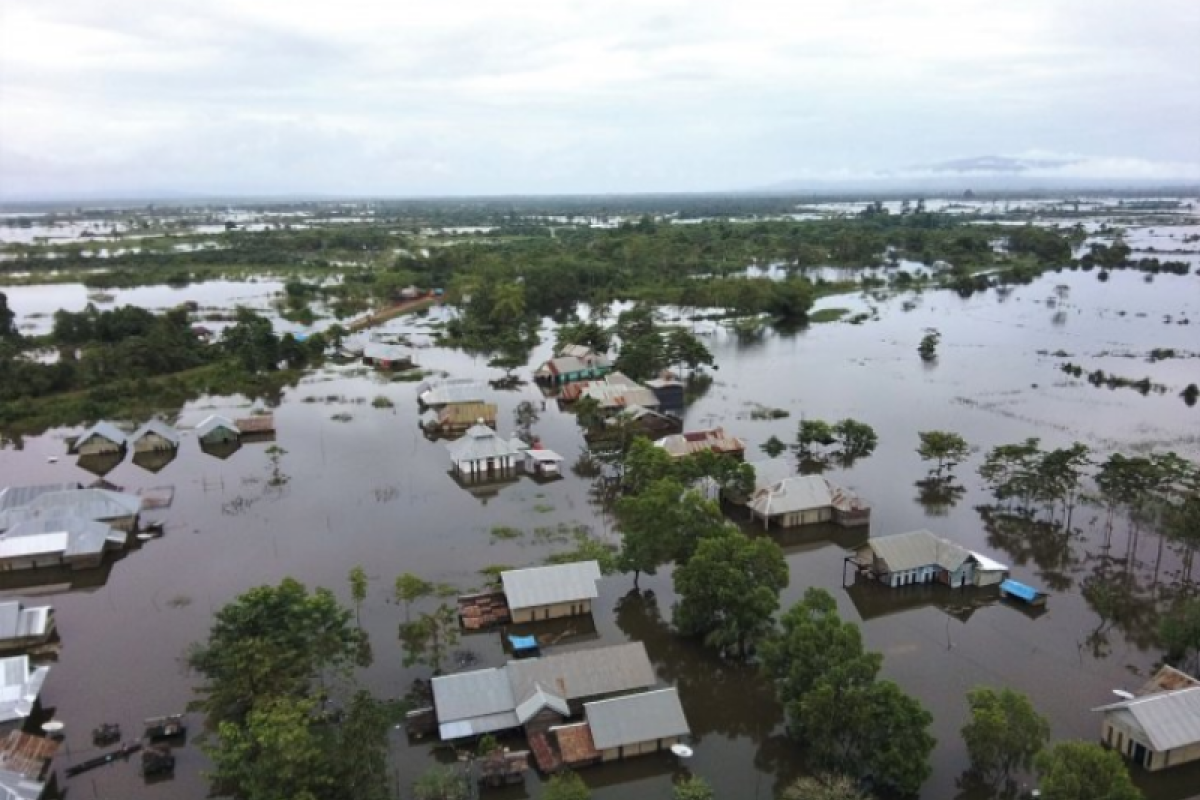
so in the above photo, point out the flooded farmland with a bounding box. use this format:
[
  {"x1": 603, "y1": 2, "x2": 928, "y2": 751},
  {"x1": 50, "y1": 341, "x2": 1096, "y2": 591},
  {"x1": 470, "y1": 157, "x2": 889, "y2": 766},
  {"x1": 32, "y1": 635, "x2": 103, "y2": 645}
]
[{"x1": 2, "y1": 239, "x2": 1200, "y2": 797}]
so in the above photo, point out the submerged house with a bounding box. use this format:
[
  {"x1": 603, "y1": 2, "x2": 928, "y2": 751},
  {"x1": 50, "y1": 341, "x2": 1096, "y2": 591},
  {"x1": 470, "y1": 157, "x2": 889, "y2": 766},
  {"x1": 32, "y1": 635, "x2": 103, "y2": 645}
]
[
  {"x1": 0, "y1": 729, "x2": 58, "y2": 800},
  {"x1": 0, "y1": 656, "x2": 50, "y2": 728},
  {"x1": 420, "y1": 403, "x2": 498, "y2": 436},
  {"x1": 0, "y1": 488, "x2": 142, "y2": 532},
  {"x1": 362, "y1": 342, "x2": 415, "y2": 371},
  {"x1": 501, "y1": 561, "x2": 602, "y2": 624},
  {"x1": 534, "y1": 346, "x2": 613, "y2": 386},
  {"x1": 129, "y1": 420, "x2": 180, "y2": 453},
  {"x1": 446, "y1": 425, "x2": 522, "y2": 480},
  {"x1": 582, "y1": 687, "x2": 690, "y2": 762},
  {"x1": 522, "y1": 447, "x2": 565, "y2": 479},
  {"x1": 1094, "y1": 680, "x2": 1200, "y2": 771},
  {"x1": 561, "y1": 373, "x2": 660, "y2": 412},
  {"x1": 72, "y1": 422, "x2": 127, "y2": 455},
  {"x1": 0, "y1": 516, "x2": 128, "y2": 571},
  {"x1": 429, "y1": 642, "x2": 657, "y2": 742},
  {"x1": 419, "y1": 379, "x2": 489, "y2": 410},
  {"x1": 0, "y1": 604, "x2": 54, "y2": 652},
  {"x1": 0, "y1": 485, "x2": 81, "y2": 516},
  {"x1": 848, "y1": 530, "x2": 1008, "y2": 589},
  {"x1": 656, "y1": 427, "x2": 746, "y2": 460},
  {"x1": 196, "y1": 415, "x2": 240, "y2": 446},
  {"x1": 747, "y1": 475, "x2": 870, "y2": 529}
]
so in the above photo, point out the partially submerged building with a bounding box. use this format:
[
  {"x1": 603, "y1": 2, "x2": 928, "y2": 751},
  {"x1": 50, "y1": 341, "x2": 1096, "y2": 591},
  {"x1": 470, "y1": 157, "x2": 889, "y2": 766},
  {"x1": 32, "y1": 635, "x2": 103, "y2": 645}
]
[
  {"x1": 583, "y1": 687, "x2": 690, "y2": 762},
  {"x1": 72, "y1": 422, "x2": 127, "y2": 455},
  {"x1": 0, "y1": 604, "x2": 54, "y2": 652},
  {"x1": 656, "y1": 427, "x2": 746, "y2": 460},
  {"x1": 0, "y1": 516, "x2": 128, "y2": 570},
  {"x1": 446, "y1": 425, "x2": 522, "y2": 480},
  {"x1": 747, "y1": 475, "x2": 870, "y2": 529},
  {"x1": 535, "y1": 345, "x2": 613, "y2": 386},
  {"x1": 129, "y1": 420, "x2": 180, "y2": 453},
  {"x1": 419, "y1": 378, "x2": 489, "y2": 409},
  {"x1": 0, "y1": 488, "x2": 142, "y2": 532},
  {"x1": 522, "y1": 448, "x2": 565, "y2": 479},
  {"x1": 501, "y1": 561, "x2": 602, "y2": 624},
  {"x1": 561, "y1": 373, "x2": 661, "y2": 412},
  {"x1": 363, "y1": 342, "x2": 415, "y2": 371},
  {"x1": 196, "y1": 415, "x2": 240, "y2": 446},
  {"x1": 420, "y1": 403, "x2": 498, "y2": 436},
  {"x1": 0, "y1": 485, "x2": 80, "y2": 516},
  {"x1": 1094, "y1": 678, "x2": 1200, "y2": 771},
  {"x1": 847, "y1": 530, "x2": 1008, "y2": 589},
  {"x1": 0, "y1": 730, "x2": 58, "y2": 800},
  {"x1": 0, "y1": 656, "x2": 49, "y2": 728}
]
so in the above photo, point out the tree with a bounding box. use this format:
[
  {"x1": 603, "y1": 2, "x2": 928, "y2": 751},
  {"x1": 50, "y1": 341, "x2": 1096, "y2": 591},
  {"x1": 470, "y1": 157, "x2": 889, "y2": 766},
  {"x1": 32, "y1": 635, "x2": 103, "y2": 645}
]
[
  {"x1": 961, "y1": 687, "x2": 1050, "y2": 788},
  {"x1": 187, "y1": 578, "x2": 359, "y2": 728},
  {"x1": 0, "y1": 292, "x2": 16, "y2": 340},
  {"x1": 333, "y1": 692, "x2": 393, "y2": 800},
  {"x1": 665, "y1": 327, "x2": 715, "y2": 374},
  {"x1": 395, "y1": 572, "x2": 433, "y2": 621},
  {"x1": 918, "y1": 328, "x2": 941, "y2": 361},
  {"x1": 779, "y1": 774, "x2": 867, "y2": 800},
  {"x1": 917, "y1": 431, "x2": 970, "y2": 479},
  {"x1": 413, "y1": 764, "x2": 471, "y2": 800},
  {"x1": 400, "y1": 603, "x2": 460, "y2": 674},
  {"x1": 222, "y1": 307, "x2": 281, "y2": 373},
  {"x1": 1035, "y1": 741, "x2": 1142, "y2": 800},
  {"x1": 1159, "y1": 596, "x2": 1200, "y2": 674},
  {"x1": 674, "y1": 775, "x2": 715, "y2": 800},
  {"x1": 544, "y1": 770, "x2": 591, "y2": 800},
  {"x1": 833, "y1": 419, "x2": 878, "y2": 463},
  {"x1": 616, "y1": 482, "x2": 728, "y2": 586},
  {"x1": 209, "y1": 696, "x2": 330, "y2": 800},
  {"x1": 348, "y1": 566, "x2": 367, "y2": 626},
  {"x1": 796, "y1": 419, "x2": 836, "y2": 458},
  {"x1": 761, "y1": 435, "x2": 787, "y2": 458},
  {"x1": 673, "y1": 528, "x2": 789, "y2": 658}
]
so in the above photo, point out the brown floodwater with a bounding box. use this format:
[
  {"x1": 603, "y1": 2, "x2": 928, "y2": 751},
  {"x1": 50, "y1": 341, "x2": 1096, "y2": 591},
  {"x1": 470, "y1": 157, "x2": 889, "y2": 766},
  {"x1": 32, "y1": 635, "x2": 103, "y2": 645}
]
[{"x1": 2, "y1": 263, "x2": 1200, "y2": 800}]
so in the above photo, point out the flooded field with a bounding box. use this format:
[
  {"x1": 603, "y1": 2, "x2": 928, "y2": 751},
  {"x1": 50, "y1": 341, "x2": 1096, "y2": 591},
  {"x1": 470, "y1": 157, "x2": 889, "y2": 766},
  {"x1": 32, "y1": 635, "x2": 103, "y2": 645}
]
[{"x1": 2, "y1": 253, "x2": 1200, "y2": 797}]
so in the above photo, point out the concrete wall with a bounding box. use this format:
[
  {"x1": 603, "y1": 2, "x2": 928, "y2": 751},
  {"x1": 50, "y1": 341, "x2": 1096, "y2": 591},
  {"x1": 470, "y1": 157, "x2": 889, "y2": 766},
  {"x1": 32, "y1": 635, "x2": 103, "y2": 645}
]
[
  {"x1": 200, "y1": 429, "x2": 239, "y2": 445},
  {"x1": 600, "y1": 735, "x2": 680, "y2": 763},
  {"x1": 78, "y1": 437, "x2": 122, "y2": 455},
  {"x1": 0, "y1": 554, "x2": 66, "y2": 571},
  {"x1": 133, "y1": 433, "x2": 176, "y2": 453},
  {"x1": 511, "y1": 599, "x2": 592, "y2": 624},
  {"x1": 1104, "y1": 717, "x2": 1200, "y2": 771},
  {"x1": 452, "y1": 455, "x2": 518, "y2": 478}
]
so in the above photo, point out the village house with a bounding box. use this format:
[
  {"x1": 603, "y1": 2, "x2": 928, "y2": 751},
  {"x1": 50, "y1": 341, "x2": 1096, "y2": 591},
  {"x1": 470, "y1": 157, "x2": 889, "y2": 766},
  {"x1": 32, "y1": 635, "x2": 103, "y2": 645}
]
[
  {"x1": 602, "y1": 405, "x2": 681, "y2": 439},
  {"x1": 847, "y1": 529, "x2": 1009, "y2": 589},
  {"x1": 418, "y1": 378, "x2": 489, "y2": 409},
  {"x1": 195, "y1": 415, "x2": 240, "y2": 446},
  {"x1": 522, "y1": 447, "x2": 565, "y2": 479},
  {"x1": 0, "y1": 488, "x2": 142, "y2": 533},
  {"x1": 0, "y1": 729, "x2": 58, "y2": 800},
  {"x1": 429, "y1": 642, "x2": 658, "y2": 744},
  {"x1": 656, "y1": 427, "x2": 746, "y2": 460},
  {"x1": 0, "y1": 603, "x2": 54, "y2": 652},
  {"x1": 560, "y1": 373, "x2": 661, "y2": 412},
  {"x1": 362, "y1": 342, "x2": 415, "y2": 371},
  {"x1": 747, "y1": 475, "x2": 871, "y2": 529},
  {"x1": 581, "y1": 687, "x2": 691, "y2": 763},
  {"x1": 71, "y1": 422, "x2": 127, "y2": 455},
  {"x1": 0, "y1": 516, "x2": 128, "y2": 571},
  {"x1": 420, "y1": 403, "x2": 498, "y2": 437},
  {"x1": 0, "y1": 656, "x2": 49, "y2": 729},
  {"x1": 235, "y1": 414, "x2": 276, "y2": 438},
  {"x1": 644, "y1": 377, "x2": 685, "y2": 409},
  {"x1": 534, "y1": 345, "x2": 613, "y2": 386},
  {"x1": 1094, "y1": 674, "x2": 1200, "y2": 771},
  {"x1": 501, "y1": 561, "x2": 602, "y2": 624},
  {"x1": 0, "y1": 485, "x2": 80, "y2": 516},
  {"x1": 445, "y1": 425, "x2": 522, "y2": 480},
  {"x1": 129, "y1": 420, "x2": 180, "y2": 453}
]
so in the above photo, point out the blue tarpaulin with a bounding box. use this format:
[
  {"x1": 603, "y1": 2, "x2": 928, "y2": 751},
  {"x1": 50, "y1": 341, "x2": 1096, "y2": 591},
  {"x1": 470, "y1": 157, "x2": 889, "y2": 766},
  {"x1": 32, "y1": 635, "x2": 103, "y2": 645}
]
[
  {"x1": 508, "y1": 635, "x2": 538, "y2": 651},
  {"x1": 1000, "y1": 579, "x2": 1042, "y2": 603}
]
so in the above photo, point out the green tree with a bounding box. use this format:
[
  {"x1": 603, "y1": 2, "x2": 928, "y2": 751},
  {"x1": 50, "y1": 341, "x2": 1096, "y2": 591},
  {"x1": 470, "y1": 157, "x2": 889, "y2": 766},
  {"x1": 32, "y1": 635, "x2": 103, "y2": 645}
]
[
  {"x1": 779, "y1": 774, "x2": 867, "y2": 800},
  {"x1": 349, "y1": 566, "x2": 368, "y2": 626},
  {"x1": 1159, "y1": 596, "x2": 1200, "y2": 674},
  {"x1": 673, "y1": 528, "x2": 788, "y2": 658},
  {"x1": 617, "y1": 482, "x2": 728, "y2": 586},
  {"x1": 917, "y1": 431, "x2": 970, "y2": 479},
  {"x1": 796, "y1": 419, "x2": 836, "y2": 458},
  {"x1": 761, "y1": 436, "x2": 787, "y2": 458},
  {"x1": 1035, "y1": 741, "x2": 1142, "y2": 800},
  {"x1": 544, "y1": 770, "x2": 591, "y2": 800},
  {"x1": 961, "y1": 687, "x2": 1050, "y2": 788},
  {"x1": 833, "y1": 419, "x2": 878, "y2": 463},
  {"x1": 222, "y1": 307, "x2": 281, "y2": 373},
  {"x1": 0, "y1": 292, "x2": 16, "y2": 340},
  {"x1": 665, "y1": 327, "x2": 715, "y2": 374},
  {"x1": 413, "y1": 764, "x2": 471, "y2": 800},
  {"x1": 400, "y1": 603, "x2": 460, "y2": 674},
  {"x1": 333, "y1": 692, "x2": 393, "y2": 800},
  {"x1": 187, "y1": 578, "x2": 359, "y2": 728},
  {"x1": 395, "y1": 572, "x2": 433, "y2": 621},
  {"x1": 209, "y1": 696, "x2": 330, "y2": 800},
  {"x1": 674, "y1": 774, "x2": 715, "y2": 800},
  {"x1": 918, "y1": 329, "x2": 941, "y2": 361}
]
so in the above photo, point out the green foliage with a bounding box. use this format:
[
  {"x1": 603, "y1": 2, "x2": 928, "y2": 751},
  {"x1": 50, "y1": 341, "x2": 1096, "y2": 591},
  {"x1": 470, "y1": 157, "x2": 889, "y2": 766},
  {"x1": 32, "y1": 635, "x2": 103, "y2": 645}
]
[
  {"x1": 961, "y1": 687, "x2": 1050, "y2": 787},
  {"x1": 778, "y1": 774, "x2": 867, "y2": 800},
  {"x1": 796, "y1": 418, "x2": 878, "y2": 469},
  {"x1": 673, "y1": 775, "x2": 715, "y2": 800},
  {"x1": 413, "y1": 764, "x2": 471, "y2": 800},
  {"x1": 616, "y1": 481, "x2": 730, "y2": 585},
  {"x1": 544, "y1": 770, "x2": 591, "y2": 800},
  {"x1": 395, "y1": 572, "x2": 434, "y2": 620},
  {"x1": 222, "y1": 307, "x2": 282, "y2": 372},
  {"x1": 477, "y1": 734, "x2": 500, "y2": 756},
  {"x1": 555, "y1": 319, "x2": 612, "y2": 354},
  {"x1": 0, "y1": 292, "x2": 17, "y2": 339},
  {"x1": 917, "y1": 430, "x2": 970, "y2": 478},
  {"x1": 761, "y1": 436, "x2": 787, "y2": 458},
  {"x1": 210, "y1": 696, "x2": 330, "y2": 800},
  {"x1": 1035, "y1": 741, "x2": 1142, "y2": 800},
  {"x1": 399, "y1": 603, "x2": 460, "y2": 674},
  {"x1": 673, "y1": 527, "x2": 789, "y2": 658},
  {"x1": 1159, "y1": 595, "x2": 1200, "y2": 674},
  {"x1": 832, "y1": 419, "x2": 878, "y2": 462},
  {"x1": 918, "y1": 329, "x2": 941, "y2": 361},
  {"x1": 348, "y1": 566, "x2": 368, "y2": 623}
]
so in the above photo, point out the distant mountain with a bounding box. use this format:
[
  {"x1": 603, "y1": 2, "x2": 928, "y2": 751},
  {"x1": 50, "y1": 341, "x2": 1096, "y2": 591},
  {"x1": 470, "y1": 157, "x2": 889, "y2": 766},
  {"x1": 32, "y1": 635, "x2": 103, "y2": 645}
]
[{"x1": 914, "y1": 155, "x2": 1079, "y2": 174}]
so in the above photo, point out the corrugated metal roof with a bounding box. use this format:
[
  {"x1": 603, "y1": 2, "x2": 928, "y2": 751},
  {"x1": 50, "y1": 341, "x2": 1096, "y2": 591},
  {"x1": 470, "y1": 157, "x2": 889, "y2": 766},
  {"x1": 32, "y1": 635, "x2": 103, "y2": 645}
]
[
  {"x1": 438, "y1": 711, "x2": 519, "y2": 740},
  {"x1": 75, "y1": 421, "x2": 127, "y2": 448},
  {"x1": 0, "y1": 768, "x2": 45, "y2": 800},
  {"x1": 515, "y1": 685, "x2": 569, "y2": 723},
  {"x1": 656, "y1": 428, "x2": 745, "y2": 458},
  {"x1": 0, "y1": 533, "x2": 69, "y2": 560},
  {"x1": 748, "y1": 475, "x2": 833, "y2": 517},
  {"x1": 0, "y1": 657, "x2": 48, "y2": 725},
  {"x1": 1094, "y1": 686, "x2": 1200, "y2": 751},
  {"x1": 25, "y1": 488, "x2": 141, "y2": 520},
  {"x1": 971, "y1": 551, "x2": 1010, "y2": 573},
  {"x1": 130, "y1": 420, "x2": 180, "y2": 447},
  {"x1": 446, "y1": 426, "x2": 521, "y2": 463},
  {"x1": 1, "y1": 515, "x2": 123, "y2": 559},
  {"x1": 502, "y1": 561, "x2": 601, "y2": 611},
  {"x1": 863, "y1": 530, "x2": 971, "y2": 573},
  {"x1": 507, "y1": 642, "x2": 656, "y2": 705},
  {"x1": 420, "y1": 380, "x2": 488, "y2": 407},
  {"x1": 195, "y1": 415, "x2": 239, "y2": 438},
  {"x1": 0, "y1": 604, "x2": 51, "y2": 642},
  {"x1": 363, "y1": 342, "x2": 413, "y2": 362},
  {"x1": 1000, "y1": 580, "x2": 1041, "y2": 602},
  {"x1": 0, "y1": 484, "x2": 80, "y2": 514},
  {"x1": 432, "y1": 668, "x2": 516, "y2": 724},
  {"x1": 585, "y1": 688, "x2": 690, "y2": 750}
]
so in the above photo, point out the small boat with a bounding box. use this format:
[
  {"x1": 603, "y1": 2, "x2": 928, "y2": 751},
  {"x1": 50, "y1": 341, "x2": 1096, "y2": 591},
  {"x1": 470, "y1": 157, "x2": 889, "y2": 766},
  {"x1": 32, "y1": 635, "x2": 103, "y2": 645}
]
[
  {"x1": 92, "y1": 722, "x2": 121, "y2": 746},
  {"x1": 41, "y1": 720, "x2": 65, "y2": 735},
  {"x1": 670, "y1": 744, "x2": 694, "y2": 758},
  {"x1": 65, "y1": 742, "x2": 142, "y2": 778},
  {"x1": 144, "y1": 714, "x2": 186, "y2": 741}
]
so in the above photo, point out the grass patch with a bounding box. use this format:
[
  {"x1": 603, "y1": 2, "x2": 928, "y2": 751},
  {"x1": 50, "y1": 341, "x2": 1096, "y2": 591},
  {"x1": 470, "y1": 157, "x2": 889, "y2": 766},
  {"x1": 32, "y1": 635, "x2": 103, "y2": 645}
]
[
  {"x1": 809, "y1": 307, "x2": 850, "y2": 324},
  {"x1": 532, "y1": 503, "x2": 555, "y2": 514},
  {"x1": 489, "y1": 526, "x2": 524, "y2": 541},
  {"x1": 372, "y1": 395, "x2": 395, "y2": 409}
]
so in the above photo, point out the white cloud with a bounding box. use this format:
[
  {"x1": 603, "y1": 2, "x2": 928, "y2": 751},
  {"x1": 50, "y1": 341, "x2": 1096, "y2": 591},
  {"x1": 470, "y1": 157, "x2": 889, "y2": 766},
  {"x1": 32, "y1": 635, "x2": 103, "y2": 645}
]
[{"x1": 1, "y1": 0, "x2": 1197, "y2": 197}]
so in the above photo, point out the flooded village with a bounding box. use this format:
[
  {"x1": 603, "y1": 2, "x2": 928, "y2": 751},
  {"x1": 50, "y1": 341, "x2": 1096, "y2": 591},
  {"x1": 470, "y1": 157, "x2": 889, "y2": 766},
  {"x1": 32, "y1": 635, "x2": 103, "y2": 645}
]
[{"x1": 0, "y1": 195, "x2": 1199, "y2": 800}]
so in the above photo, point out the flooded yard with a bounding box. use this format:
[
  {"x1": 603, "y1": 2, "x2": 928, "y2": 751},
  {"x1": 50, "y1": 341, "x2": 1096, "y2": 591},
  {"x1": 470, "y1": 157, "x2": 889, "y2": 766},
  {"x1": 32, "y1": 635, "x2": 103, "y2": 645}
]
[{"x1": 2, "y1": 261, "x2": 1199, "y2": 798}]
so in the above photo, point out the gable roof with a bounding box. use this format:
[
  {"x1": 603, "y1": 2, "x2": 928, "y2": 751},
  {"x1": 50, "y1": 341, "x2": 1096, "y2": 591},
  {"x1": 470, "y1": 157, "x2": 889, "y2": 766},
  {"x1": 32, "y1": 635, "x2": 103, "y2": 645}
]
[
  {"x1": 507, "y1": 642, "x2": 656, "y2": 705},
  {"x1": 1094, "y1": 686, "x2": 1200, "y2": 751},
  {"x1": 0, "y1": 657, "x2": 49, "y2": 725},
  {"x1": 196, "y1": 414, "x2": 239, "y2": 438},
  {"x1": 130, "y1": 419, "x2": 180, "y2": 446},
  {"x1": 19, "y1": 489, "x2": 140, "y2": 523},
  {"x1": 656, "y1": 428, "x2": 745, "y2": 458},
  {"x1": 0, "y1": 769, "x2": 44, "y2": 800},
  {"x1": 515, "y1": 684, "x2": 570, "y2": 723},
  {"x1": 446, "y1": 426, "x2": 521, "y2": 463},
  {"x1": 749, "y1": 475, "x2": 833, "y2": 516},
  {"x1": 432, "y1": 668, "x2": 516, "y2": 730},
  {"x1": 75, "y1": 421, "x2": 127, "y2": 448},
  {"x1": 1, "y1": 515, "x2": 126, "y2": 558},
  {"x1": 363, "y1": 342, "x2": 413, "y2": 362},
  {"x1": 0, "y1": 604, "x2": 52, "y2": 643},
  {"x1": 420, "y1": 379, "x2": 488, "y2": 407},
  {"x1": 584, "y1": 687, "x2": 690, "y2": 750},
  {"x1": 863, "y1": 529, "x2": 971, "y2": 573},
  {"x1": 501, "y1": 561, "x2": 602, "y2": 611},
  {"x1": 0, "y1": 484, "x2": 80, "y2": 514}
]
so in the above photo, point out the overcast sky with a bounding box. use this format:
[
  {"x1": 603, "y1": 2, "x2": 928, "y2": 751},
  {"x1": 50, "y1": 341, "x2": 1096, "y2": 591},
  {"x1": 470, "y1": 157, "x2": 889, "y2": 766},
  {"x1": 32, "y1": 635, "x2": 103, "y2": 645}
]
[{"x1": 1, "y1": 0, "x2": 1198, "y2": 198}]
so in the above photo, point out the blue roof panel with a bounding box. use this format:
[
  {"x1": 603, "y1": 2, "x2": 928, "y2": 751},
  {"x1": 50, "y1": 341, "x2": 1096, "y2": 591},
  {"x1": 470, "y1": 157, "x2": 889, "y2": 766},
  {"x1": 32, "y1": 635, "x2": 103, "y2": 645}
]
[{"x1": 1000, "y1": 579, "x2": 1041, "y2": 602}]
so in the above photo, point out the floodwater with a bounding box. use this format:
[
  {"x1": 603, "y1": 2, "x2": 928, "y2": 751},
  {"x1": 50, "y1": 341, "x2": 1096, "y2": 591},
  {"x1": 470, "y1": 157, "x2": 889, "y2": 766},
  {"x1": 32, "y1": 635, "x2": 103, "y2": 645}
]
[{"x1": 2, "y1": 263, "x2": 1200, "y2": 798}]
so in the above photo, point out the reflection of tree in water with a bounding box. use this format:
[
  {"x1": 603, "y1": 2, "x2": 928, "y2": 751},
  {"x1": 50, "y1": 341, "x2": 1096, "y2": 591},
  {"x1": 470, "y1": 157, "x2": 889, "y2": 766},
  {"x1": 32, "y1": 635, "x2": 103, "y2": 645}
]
[
  {"x1": 612, "y1": 590, "x2": 783, "y2": 744},
  {"x1": 914, "y1": 478, "x2": 966, "y2": 517},
  {"x1": 977, "y1": 506, "x2": 1078, "y2": 592}
]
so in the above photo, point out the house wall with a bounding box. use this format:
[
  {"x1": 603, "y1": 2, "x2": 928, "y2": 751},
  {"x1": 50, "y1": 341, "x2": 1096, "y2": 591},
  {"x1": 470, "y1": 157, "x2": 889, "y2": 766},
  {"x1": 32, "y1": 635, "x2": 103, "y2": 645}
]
[
  {"x1": 511, "y1": 599, "x2": 592, "y2": 624},
  {"x1": 78, "y1": 437, "x2": 121, "y2": 455},
  {"x1": 200, "y1": 429, "x2": 239, "y2": 445},
  {"x1": 453, "y1": 455, "x2": 518, "y2": 478},
  {"x1": 600, "y1": 736, "x2": 680, "y2": 763},
  {"x1": 885, "y1": 564, "x2": 940, "y2": 587},
  {"x1": 833, "y1": 508, "x2": 871, "y2": 527},
  {"x1": 0, "y1": 553, "x2": 66, "y2": 571},
  {"x1": 133, "y1": 433, "x2": 176, "y2": 453},
  {"x1": 64, "y1": 551, "x2": 106, "y2": 570},
  {"x1": 104, "y1": 515, "x2": 137, "y2": 533},
  {"x1": 779, "y1": 507, "x2": 833, "y2": 527},
  {"x1": 975, "y1": 569, "x2": 1007, "y2": 587},
  {"x1": 1104, "y1": 717, "x2": 1200, "y2": 771}
]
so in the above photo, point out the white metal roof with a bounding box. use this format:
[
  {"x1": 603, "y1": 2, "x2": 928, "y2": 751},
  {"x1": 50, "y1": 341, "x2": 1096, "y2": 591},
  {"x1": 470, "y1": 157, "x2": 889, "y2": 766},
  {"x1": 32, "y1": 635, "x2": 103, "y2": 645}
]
[
  {"x1": 196, "y1": 414, "x2": 239, "y2": 438},
  {"x1": 420, "y1": 380, "x2": 488, "y2": 407},
  {"x1": 0, "y1": 533, "x2": 68, "y2": 560},
  {"x1": 130, "y1": 419, "x2": 181, "y2": 446},
  {"x1": 862, "y1": 530, "x2": 971, "y2": 573},
  {"x1": 432, "y1": 668, "x2": 516, "y2": 723},
  {"x1": 0, "y1": 604, "x2": 51, "y2": 642},
  {"x1": 23, "y1": 488, "x2": 141, "y2": 520},
  {"x1": 501, "y1": 561, "x2": 601, "y2": 611},
  {"x1": 446, "y1": 426, "x2": 522, "y2": 463},
  {"x1": 585, "y1": 687, "x2": 690, "y2": 750},
  {"x1": 969, "y1": 551, "x2": 1010, "y2": 573},
  {"x1": 0, "y1": 657, "x2": 48, "y2": 724},
  {"x1": 1, "y1": 515, "x2": 124, "y2": 559},
  {"x1": 75, "y1": 421, "x2": 127, "y2": 448},
  {"x1": 515, "y1": 684, "x2": 570, "y2": 723},
  {"x1": 525, "y1": 450, "x2": 564, "y2": 463},
  {"x1": 363, "y1": 342, "x2": 412, "y2": 362},
  {"x1": 1094, "y1": 686, "x2": 1200, "y2": 751},
  {"x1": 0, "y1": 484, "x2": 80, "y2": 514},
  {"x1": 0, "y1": 769, "x2": 46, "y2": 800},
  {"x1": 748, "y1": 475, "x2": 833, "y2": 517}
]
